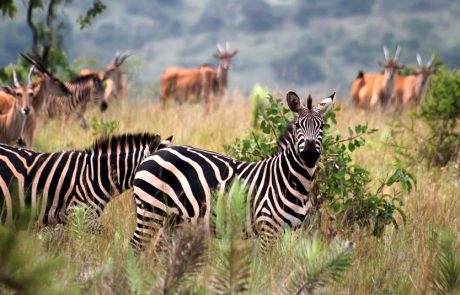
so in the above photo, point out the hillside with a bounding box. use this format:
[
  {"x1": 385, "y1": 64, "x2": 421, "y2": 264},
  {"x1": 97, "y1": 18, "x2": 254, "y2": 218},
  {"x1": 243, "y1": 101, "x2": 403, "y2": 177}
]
[{"x1": 1, "y1": 0, "x2": 459, "y2": 98}]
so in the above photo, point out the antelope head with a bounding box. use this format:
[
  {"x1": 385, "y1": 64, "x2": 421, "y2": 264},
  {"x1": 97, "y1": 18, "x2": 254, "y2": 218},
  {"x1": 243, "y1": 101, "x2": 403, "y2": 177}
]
[
  {"x1": 213, "y1": 42, "x2": 238, "y2": 70},
  {"x1": 1, "y1": 66, "x2": 36, "y2": 116},
  {"x1": 378, "y1": 45, "x2": 404, "y2": 79},
  {"x1": 105, "y1": 50, "x2": 130, "y2": 80},
  {"x1": 414, "y1": 53, "x2": 437, "y2": 93}
]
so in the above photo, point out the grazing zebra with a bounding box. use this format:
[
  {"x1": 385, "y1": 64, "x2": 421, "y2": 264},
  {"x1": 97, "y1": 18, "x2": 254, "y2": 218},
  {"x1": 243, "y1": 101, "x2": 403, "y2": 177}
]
[
  {"x1": 131, "y1": 91, "x2": 335, "y2": 249},
  {"x1": 20, "y1": 53, "x2": 108, "y2": 129},
  {"x1": 44, "y1": 74, "x2": 107, "y2": 129},
  {"x1": 0, "y1": 133, "x2": 173, "y2": 225}
]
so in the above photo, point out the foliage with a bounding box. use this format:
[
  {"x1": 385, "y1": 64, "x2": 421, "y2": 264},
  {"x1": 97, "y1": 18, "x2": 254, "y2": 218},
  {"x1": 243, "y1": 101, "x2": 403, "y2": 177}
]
[
  {"x1": 226, "y1": 92, "x2": 415, "y2": 236},
  {"x1": 211, "y1": 180, "x2": 253, "y2": 294},
  {"x1": 281, "y1": 232, "x2": 354, "y2": 295},
  {"x1": 431, "y1": 229, "x2": 460, "y2": 294},
  {"x1": 0, "y1": 0, "x2": 16, "y2": 18},
  {"x1": 161, "y1": 224, "x2": 208, "y2": 295},
  {"x1": 78, "y1": 0, "x2": 107, "y2": 30},
  {"x1": 91, "y1": 117, "x2": 119, "y2": 138},
  {"x1": 393, "y1": 65, "x2": 460, "y2": 167},
  {"x1": 0, "y1": 226, "x2": 76, "y2": 295}
]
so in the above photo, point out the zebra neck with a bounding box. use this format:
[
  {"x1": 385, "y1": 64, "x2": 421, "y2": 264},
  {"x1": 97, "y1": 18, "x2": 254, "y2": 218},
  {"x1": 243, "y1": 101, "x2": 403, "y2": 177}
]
[{"x1": 85, "y1": 148, "x2": 143, "y2": 199}]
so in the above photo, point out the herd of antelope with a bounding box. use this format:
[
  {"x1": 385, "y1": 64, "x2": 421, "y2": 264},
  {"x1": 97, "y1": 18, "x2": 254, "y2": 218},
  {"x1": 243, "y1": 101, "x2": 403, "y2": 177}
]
[
  {"x1": 0, "y1": 43, "x2": 435, "y2": 148},
  {"x1": 352, "y1": 45, "x2": 436, "y2": 111}
]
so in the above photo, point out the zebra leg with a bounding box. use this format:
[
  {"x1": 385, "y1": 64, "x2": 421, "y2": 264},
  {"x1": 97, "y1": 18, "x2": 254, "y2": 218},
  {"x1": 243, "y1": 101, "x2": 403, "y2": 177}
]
[
  {"x1": 78, "y1": 113, "x2": 89, "y2": 130},
  {"x1": 130, "y1": 192, "x2": 168, "y2": 252}
]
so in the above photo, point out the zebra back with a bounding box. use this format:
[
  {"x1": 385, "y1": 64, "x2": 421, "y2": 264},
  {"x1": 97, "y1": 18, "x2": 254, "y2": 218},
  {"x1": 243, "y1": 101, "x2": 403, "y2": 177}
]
[{"x1": 0, "y1": 133, "x2": 172, "y2": 225}]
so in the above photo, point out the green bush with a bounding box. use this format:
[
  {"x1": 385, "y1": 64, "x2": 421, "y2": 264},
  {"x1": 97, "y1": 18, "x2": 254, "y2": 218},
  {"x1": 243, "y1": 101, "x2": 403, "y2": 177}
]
[
  {"x1": 394, "y1": 66, "x2": 460, "y2": 167},
  {"x1": 225, "y1": 91, "x2": 415, "y2": 237}
]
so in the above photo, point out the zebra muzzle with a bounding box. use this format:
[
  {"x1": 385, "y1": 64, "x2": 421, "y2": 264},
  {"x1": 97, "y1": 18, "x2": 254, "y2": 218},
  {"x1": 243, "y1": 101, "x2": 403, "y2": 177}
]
[{"x1": 299, "y1": 143, "x2": 320, "y2": 168}]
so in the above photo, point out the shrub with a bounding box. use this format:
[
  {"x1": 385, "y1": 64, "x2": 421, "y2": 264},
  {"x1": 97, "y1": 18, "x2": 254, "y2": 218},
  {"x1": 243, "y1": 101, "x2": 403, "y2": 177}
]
[
  {"x1": 225, "y1": 91, "x2": 415, "y2": 236},
  {"x1": 393, "y1": 65, "x2": 460, "y2": 167},
  {"x1": 91, "y1": 118, "x2": 119, "y2": 138}
]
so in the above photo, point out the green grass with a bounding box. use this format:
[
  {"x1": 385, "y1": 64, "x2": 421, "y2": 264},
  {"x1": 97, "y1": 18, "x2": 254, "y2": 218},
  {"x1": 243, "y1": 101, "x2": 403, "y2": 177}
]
[{"x1": 1, "y1": 95, "x2": 459, "y2": 294}]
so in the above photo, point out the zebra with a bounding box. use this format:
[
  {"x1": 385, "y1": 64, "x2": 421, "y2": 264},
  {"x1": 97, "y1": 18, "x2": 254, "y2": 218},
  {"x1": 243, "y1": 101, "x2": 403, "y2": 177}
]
[
  {"x1": 0, "y1": 133, "x2": 173, "y2": 225},
  {"x1": 20, "y1": 53, "x2": 108, "y2": 129},
  {"x1": 44, "y1": 74, "x2": 107, "y2": 129},
  {"x1": 131, "y1": 90, "x2": 335, "y2": 249}
]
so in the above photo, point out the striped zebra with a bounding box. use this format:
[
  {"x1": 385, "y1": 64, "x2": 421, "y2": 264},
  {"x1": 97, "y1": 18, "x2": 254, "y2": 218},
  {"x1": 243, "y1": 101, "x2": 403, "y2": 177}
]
[
  {"x1": 20, "y1": 53, "x2": 108, "y2": 129},
  {"x1": 131, "y1": 91, "x2": 335, "y2": 249},
  {"x1": 44, "y1": 74, "x2": 107, "y2": 129},
  {"x1": 0, "y1": 133, "x2": 173, "y2": 225}
]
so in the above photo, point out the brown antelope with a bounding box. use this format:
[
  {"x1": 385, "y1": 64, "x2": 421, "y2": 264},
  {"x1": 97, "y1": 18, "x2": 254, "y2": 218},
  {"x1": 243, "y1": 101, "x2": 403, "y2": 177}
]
[
  {"x1": 160, "y1": 42, "x2": 238, "y2": 105},
  {"x1": 80, "y1": 51, "x2": 130, "y2": 101},
  {"x1": 22, "y1": 53, "x2": 107, "y2": 129},
  {"x1": 0, "y1": 67, "x2": 33, "y2": 145},
  {"x1": 394, "y1": 54, "x2": 436, "y2": 109},
  {"x1": 351, "y1": 46, "x2": 403, "y2": 110},
  {"x1": 0, "y1": 61, "x2": 72, "y2": 146}
]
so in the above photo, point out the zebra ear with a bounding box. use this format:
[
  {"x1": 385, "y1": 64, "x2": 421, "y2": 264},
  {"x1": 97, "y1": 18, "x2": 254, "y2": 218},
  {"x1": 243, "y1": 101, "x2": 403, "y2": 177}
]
[
  {"x1": 159, "y1": 134, "x2": 174, "y2": 149},
  {"x1": 148, "y1": 135, "x2": 161, "y2": 154},
  {"x1": 286, "y1": 91, "x2": 304, "y2": 113},
  {"x1": 317, "y1": 91, "x2": 336, "y2": 116}
]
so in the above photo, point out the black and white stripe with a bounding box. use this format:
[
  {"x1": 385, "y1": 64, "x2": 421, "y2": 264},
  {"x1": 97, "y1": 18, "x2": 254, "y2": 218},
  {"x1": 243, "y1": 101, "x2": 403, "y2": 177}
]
[
  {"x1": 131, "y1": 91, "x2": 335, "y2": 249},
  {"x1": 44, "y1": 74, "x2": 108, "y2": 129},
  {"x1": 0, "y1": 133, "x2": 173, "y2": 225}
]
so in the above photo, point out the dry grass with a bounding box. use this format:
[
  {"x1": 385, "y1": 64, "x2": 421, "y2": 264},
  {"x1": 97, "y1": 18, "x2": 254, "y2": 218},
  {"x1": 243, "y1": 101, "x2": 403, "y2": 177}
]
[{"x1": 2, "y1": 93, "x2": 459, "y2": 294}]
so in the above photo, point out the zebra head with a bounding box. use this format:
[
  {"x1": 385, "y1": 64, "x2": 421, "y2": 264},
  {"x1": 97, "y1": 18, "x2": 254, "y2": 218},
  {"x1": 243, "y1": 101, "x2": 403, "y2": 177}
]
[{"x1": 286, "y1": 91, "x2": 335, "y2": 168}]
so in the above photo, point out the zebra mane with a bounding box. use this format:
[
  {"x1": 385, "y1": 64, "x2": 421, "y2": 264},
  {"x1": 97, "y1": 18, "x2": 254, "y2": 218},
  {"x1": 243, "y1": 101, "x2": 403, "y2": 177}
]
[
  {"x1": 71, "y1": 73, "x2": 100, "y2": 84},
  {"x1": 276, "y1": 119, "x2": 295, "y2": 152},
  {"x1": 84, "y1": 133, "x2": 160, "y2": 153}
]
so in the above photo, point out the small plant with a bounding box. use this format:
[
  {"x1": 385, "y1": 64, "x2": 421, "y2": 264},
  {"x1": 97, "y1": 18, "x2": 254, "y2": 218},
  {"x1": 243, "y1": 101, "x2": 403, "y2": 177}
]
[
  {"x1": 91, "y1": 117, "x2": 119, "y2": 138},
  {"x1": 0, "y1": 225, "x2": 76, "y2": 295},
  {"x1": 225, "y1": 91, "x2": 415, "y2": 237},
  {"x1": 281, "y1": 232, "x2": 354, "y2": 295},
  {"x1": 431, "y1": 229, "x2": 460, "y2": 295},
  {"x1": 211, "y1": 180, "x2": 254, "y2": 294}
]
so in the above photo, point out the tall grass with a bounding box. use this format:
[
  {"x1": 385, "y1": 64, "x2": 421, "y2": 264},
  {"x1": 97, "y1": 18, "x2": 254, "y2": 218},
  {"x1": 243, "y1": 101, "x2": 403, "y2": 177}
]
[{"x1": 0, "y1": 93, "x2": 459, "y2": 294}]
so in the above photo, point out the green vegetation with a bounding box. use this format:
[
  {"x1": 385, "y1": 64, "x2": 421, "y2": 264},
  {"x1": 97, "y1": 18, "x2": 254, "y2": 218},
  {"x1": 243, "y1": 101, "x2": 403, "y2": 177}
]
[{"x1": 226, "y1": 91, "x2": 415, "y2": 237}]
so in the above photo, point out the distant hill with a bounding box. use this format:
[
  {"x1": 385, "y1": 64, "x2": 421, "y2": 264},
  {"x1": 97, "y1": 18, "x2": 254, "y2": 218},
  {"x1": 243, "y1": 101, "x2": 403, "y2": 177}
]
[{"x1": 1, "y1": 0, "x2": 459, "y2": 99}]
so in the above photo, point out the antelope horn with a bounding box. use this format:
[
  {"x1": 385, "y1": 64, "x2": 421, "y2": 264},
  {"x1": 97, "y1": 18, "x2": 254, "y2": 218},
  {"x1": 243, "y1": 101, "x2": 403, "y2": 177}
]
[
  {"x1": 117, "y1": 50, "x2": 131, "y2": 66},
  {"x1": 27, "y1": 66, "x2": 35, "y2": 86},
  {"x1": 394, "y1": 45, "x2": 401, "y2": 60},
  {"x1": 383, "y1": 46, "x2": 389, "y2": 61},
  {"x1": 216, "y1": 43, "x2": 223, "y2": 54},
  {"x1": 12, "y1": 65, "x2": 20, "y2": 87},
  {"x1": 427, "y1": 54, "x2": 434, "y2": 67},
  {"x1": 226, "y1": 41, "x2": 230, "y2": 51},
  {"x1": 19, "y1": 53, "x2": 51, "y2": 77},
  {"x1": 416, "y1": 53, "x2": 422, "y2": 67}
]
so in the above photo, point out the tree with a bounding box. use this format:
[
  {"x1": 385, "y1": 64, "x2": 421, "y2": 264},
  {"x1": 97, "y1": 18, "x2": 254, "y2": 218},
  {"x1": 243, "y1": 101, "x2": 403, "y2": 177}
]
[{"x1": 1, "y1": 0, "x2": 106, "y2": 71}]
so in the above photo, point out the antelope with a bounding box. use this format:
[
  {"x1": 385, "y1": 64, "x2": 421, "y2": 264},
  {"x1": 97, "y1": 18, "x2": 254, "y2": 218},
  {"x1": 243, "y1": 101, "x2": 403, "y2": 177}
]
[
  {"x1": 0, "y1": 62, "x2": 71, "y2": 146},
  {"x1": 160, "y1": 42, "x2": 238, "y2": 105},
  {"x1": 394, "y1": 54, "x2": 436, "y2": 109},
  {"x1": 0, "y1": 67, "x2": 33, "y2": 145},
  {"x1": 80, "y1": 51, "x2": 130, "y2": 101},
  {"x1": 352, "y1": 46, "x2": 403, "y2": 110}
]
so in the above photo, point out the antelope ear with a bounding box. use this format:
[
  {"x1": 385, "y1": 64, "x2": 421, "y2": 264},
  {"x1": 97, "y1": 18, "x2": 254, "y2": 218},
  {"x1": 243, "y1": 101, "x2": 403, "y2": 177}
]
[
  {"x1": 286, "y1": 91, "x2": 303, "y2": 113},
  {"x1": 378, "y1": 61, "x2": 386, "y2": 67},
  {"x1": 230, "y1": 50, "x2": 239, "y2": 57},
  {"x1": 159, "y1": 134, "x2": 174, "y2": 149},
  {"x1": 317, "y1": 91, "x2": 336, "y2": 116},
  {"x1": 0, "y1": 86, "x2": 14, "y2": 95},
  {"x1": 148, "y1": 135, "x2": 161, "y2": 155},
  {"x1": 32, "y1": 83, "x2": 41, "y2": 95},
  {"x1": 212, "y1": 53, "x2": 220, "y2": 59}
]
